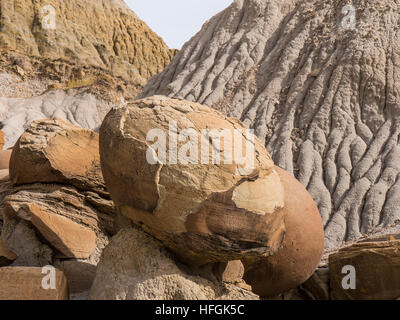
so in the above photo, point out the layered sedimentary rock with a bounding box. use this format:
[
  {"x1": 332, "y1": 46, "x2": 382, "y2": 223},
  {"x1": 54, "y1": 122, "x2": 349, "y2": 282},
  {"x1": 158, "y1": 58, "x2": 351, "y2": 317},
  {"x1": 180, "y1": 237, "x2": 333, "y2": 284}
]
[
  {"x1": 10, "y1": 119, "x2": 106, "y2": 193},
  {"x1": 329, "y1": 235, "x2": 400, "y2": 300},
  {"x1": 1, "y1": 119, "x2": 114, "y2": 296},
  {"x1": 0, "y1": 0, "x2": 175, "y2": 84},
  {"x1": 140, "y1": 0, "x2": 400, "y2": 249},
  {"x1": 100, "y1": 95, "x2": 286, "y2": 265},
  {"x1": 0, "y1": 267, "x2": 68, "y2": 300},
  {"x1": 90, "y1": 227, "x2": 258, "y2": 300}
]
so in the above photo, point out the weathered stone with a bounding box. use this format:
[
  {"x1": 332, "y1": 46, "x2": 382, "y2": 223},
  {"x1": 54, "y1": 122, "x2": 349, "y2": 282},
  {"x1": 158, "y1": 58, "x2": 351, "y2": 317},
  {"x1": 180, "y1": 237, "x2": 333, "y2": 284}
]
[
  {"x1": 100, "y1": 95, "x2": 286, "y2": 265},
  {"x1": 0, "y1": 267, "x2": 68, "y2": 300},
  {"x1": 329, "y1": 237, "x2": 400, "y2": 300},
  {"x1": 7, "y1": 202, "x2": 96, "y2": 259},
  {"x1": 90, "y1": 227, "x2": 259, "y2": 300},
  {"x1": 213, "y1": 260, "x2": 245, "y2": 284},
  {"x1": 4, "y1": 199, "x2": 96, "y2": 259},
  {"x1": 0, "y1": 236, "x2": 16, "y2": 266},
  {"x1": 0, "y1": 131, "x2": 4, "y2": 150},
  {"x1": 0, "y1": 150, "x2": 11, "y2": 170},
  {"x1": 243, "y1": 166, "x2": 324, "y2": 297},
  {"x1": 139, "y1": 0, "x2": 400, "y2": 250},
  {"x1": 0, "y1": 0, "x2": 175, "y2": 84},
  {"x1": 10, "y1": 119, "x2": 106, "y2": 193}
]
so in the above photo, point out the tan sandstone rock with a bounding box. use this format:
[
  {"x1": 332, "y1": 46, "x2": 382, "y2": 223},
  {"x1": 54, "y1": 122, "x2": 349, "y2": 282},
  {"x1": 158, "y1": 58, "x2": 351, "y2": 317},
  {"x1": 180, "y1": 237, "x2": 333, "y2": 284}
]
[
  {"x1": 213, "y1": 260, "x2": 245, "y2": 284},
  {"x1": 1, "y1": 119, "x2": 114, "y2": 296},
  {"x1": 99, "y1": 95, "x2": 286, "y2": 265},
  {"x1": 0, "y1": 131, "x2": 4, "y2": 150},
  {"x1": 329, "y1": 237, "x2": 400, "y2": 300},
  {"x1": 0, "y1": 150, "x2": 12, "y2": 170},
  {"x1": 10, "y1": 119, "x2": 106, "y2": 194},
  {"x1": 4, "y1": 202, "x2": 96, "y2": 259},
  {"x1": 0, "y1": 267, "x2": 68, "y2": 300},
  {"x1": 243, "y1": 166, "x2": 324, "y2": 298},
  {"x1": 90, "y1": 227, "x2": 258, "y2": 300}
]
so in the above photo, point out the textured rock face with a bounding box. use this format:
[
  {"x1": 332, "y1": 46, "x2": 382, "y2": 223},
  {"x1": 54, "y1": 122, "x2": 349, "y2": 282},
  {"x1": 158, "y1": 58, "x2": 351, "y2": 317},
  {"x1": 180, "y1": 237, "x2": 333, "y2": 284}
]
[
  {"x1": 0, "y1": 150, "x2": 11, "y2": 169},
  {"x1": 0, "y1": 130, "x2": 4, "y2": 149},
  {"x1": 243, "y1": 166, "x2": 324, "y2": 297},
  {"x1": 90, "y1": 227, "x2": 259, "y2": 300},
  {"x1": 329, "y1": 236, "x2": 400, "y2": 300},
  {"x1": 4, "y1": 202, "x2": 97, "y2": 259},
  {"x1": 10, "y1": 119, "x2": 105, "y2": 193},
  {"x1": 0, "y1": 86, "x2": 115, "y2": 149},
  {"x1": 140, "y1": 0, "x2": 400, "y2": 249},
  {"x1": 1, "y1": 119, "x2": 114, "y2": 296},
  {"x1": 100, "y1": 95, "x2": 286, "y2": 265},
  {"x1": 0, "y1": 0, "x2": 175, "y2": 84},
  {"x1": 0, "y1": 267, "x2": 68, "y2": 300}
]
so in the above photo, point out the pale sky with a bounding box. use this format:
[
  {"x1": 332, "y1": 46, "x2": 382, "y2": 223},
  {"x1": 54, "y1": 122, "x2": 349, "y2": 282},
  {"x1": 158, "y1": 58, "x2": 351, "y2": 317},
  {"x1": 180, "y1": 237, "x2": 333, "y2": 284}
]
[{"x1": 126, "y1": 0, "x2": 232, "y2": 49}]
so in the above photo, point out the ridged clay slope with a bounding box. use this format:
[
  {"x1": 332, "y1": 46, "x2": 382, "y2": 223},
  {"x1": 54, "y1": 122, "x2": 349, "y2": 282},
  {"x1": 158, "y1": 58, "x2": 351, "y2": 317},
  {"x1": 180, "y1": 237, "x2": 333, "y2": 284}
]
[
  {"x1": 140, "y1": 0, "x2": 400, "y2": 250},
  {"x1": 0, "y1": 0, "x2": 175, "y2": 85}
]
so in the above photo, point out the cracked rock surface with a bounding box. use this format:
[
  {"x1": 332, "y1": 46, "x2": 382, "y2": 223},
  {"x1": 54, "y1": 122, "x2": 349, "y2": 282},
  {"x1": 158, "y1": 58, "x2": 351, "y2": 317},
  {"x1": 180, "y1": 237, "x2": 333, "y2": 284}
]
[
  {"x1": 140, "y1": 0, "x2": 400, "y2": 250},
  {"x1": 100, "y1": 95, "x2": 287, "y2": 265},
  {"x1": 1, "y1": 119, "x2": 115, "y2": 296}
]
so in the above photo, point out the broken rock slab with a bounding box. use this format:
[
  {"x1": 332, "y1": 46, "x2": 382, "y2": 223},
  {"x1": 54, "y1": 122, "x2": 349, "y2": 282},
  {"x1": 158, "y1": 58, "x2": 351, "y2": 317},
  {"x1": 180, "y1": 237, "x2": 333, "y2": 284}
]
[
  {"x1": 329, "y1": 236, "x2": 400, "y2": 300},
  {"x1": 0, "y1": 266, "x2": 68, "y2": 300},
  {"x1": 139, "y1": 0, "x2": 400, "y2": 252},
  {"x1": 5, "y1": 202, "x2": 96, "y2": 259}
]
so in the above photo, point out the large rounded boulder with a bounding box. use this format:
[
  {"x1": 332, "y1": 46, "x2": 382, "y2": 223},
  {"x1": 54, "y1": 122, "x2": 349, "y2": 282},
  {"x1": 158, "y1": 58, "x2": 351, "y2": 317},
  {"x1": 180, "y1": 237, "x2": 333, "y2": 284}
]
[
  {"x1": 243, "y1": 166, "x2": 324, "y2": 297},
  {"x1": 99, "y1": 95, "x2": 286, "y2": 265}
]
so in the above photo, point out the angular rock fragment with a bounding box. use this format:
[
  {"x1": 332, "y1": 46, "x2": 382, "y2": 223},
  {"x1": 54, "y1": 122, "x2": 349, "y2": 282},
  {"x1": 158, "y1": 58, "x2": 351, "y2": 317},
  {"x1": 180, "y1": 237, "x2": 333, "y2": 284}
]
[
  {"x1": 329, "y1": 237, "x2": 400, "y2": 300},
  {"x1": 4, "y1": 202, "x2": 96, "y2": 259},
  {"x1": 0, "y1": 150, "x2": 11, "y2": 170},
  {"x1": 0, "y1": 267, "x2": 68, "y2": 300},
  {"x1": 0, "y1": 131, "x2": 4, "y2": 150},
  {"x1": 213, "y1": 260, "x2": 245, "y2": 284},
  {"x1": 100, "y1": 95, "x2": 286, "y2": 264}
]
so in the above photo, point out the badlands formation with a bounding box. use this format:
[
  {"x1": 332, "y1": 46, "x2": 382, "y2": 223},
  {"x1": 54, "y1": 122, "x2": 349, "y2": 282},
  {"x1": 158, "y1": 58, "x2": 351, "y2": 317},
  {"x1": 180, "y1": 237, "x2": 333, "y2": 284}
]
[
  {"x1": 0, "y1": 0, "x2": 175, "y2": 149},
  {"x1": 0, "y1": 0, "x2": 399, "y2": 301}
]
